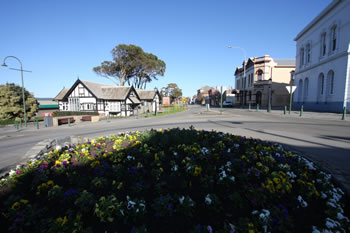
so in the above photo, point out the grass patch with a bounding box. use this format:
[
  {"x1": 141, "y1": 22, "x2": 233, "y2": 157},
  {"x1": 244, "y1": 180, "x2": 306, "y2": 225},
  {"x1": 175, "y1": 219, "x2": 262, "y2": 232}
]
[{"x1": 0, "y1": 128, "x2": 349, "y2": 233}]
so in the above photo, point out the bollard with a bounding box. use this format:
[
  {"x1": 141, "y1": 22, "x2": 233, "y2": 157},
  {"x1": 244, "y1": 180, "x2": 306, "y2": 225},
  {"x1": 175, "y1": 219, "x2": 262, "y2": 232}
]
[
  {"x1": 15, "y1": 121, "x2": 19, "y2": 130},
  {"x1": 248, "y1": 104, "x2": 251, "y2": 111},
  {"x1": 25, "y1": 119, "x2": 27, "y2": 127},
  {"x1": 300, "y1": 105, "x2": 303, "y2": 117},
  {"x1": 68, "y1": 118, "x2": 71, "y2": 127},
  {"x1": 20, "y1": 120, "x2": 22, "y2": 128},
  {"x1": 256, "y1": 104, "x2": 259, "y2": 111},
  {"x1": 36, "y1": 120, "x2": 39, "y2": 129},
  {"x1": 267, "y1": 103, "x2": 271, "y2": 113},
  {"x1": 342, "y1": 107, "x2": 346, "y2": 120},
  {"x1": 284, "y1": 106, "x2": 287, "y2": 115}
]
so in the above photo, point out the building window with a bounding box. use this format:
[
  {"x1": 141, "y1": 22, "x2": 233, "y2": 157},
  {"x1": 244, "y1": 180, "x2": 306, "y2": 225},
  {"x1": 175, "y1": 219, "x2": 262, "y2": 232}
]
[
  {"x1": 300, "y1": 47, "x2": 305, "y2": 67},
  {"x1": 79, "y1": 87, "x2": 84, "y2": 97},
  {"x1": 331, "y1": 25, "x2": 337, "y2": 52},
  {"x1": 327, "y1": 70, "x2": 334, "y2": 95},
  {"x1": 321, "y1": 33, "x2": 327, "y2": 57},
  {"x1": 298, "y1": 79, "x2": 303, "y2": 102},
  {"x1": 257, "y1": 70, "x2": 263, "y2": 81},
  {"x1": 306, "y1": 43, "x2": 311, "y2": 64},
  {"x1": 303, "y1": 78, "x2": 309, "y2": 101},
  {"x1": 319, "y1": 73, "x2": 324, "y2": 95}
]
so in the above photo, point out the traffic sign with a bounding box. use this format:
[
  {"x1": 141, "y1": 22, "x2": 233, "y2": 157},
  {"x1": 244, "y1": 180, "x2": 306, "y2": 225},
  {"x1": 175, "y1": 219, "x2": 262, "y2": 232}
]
[{"x1": 286, "y1": 86, "x2": 297, "y2": 94}]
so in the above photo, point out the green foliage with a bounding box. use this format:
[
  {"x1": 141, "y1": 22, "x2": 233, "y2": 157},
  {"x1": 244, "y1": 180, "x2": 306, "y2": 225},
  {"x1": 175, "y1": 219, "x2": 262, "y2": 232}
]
[
  {"x1": 93, "y1": 44, "x2": 166, "y2": 89},
  {"x1": 52, "y1": 111, "x2": 99, "y2": 117},
  {"x1": 0, "y1": 119, "x2": 15, "y2": 125},
  {"x1": 161, "y1": 83, "x2": 183, "y2": 103},
  {"x1": 0, "y1": 83, "x2": 38, "y2": 121}
]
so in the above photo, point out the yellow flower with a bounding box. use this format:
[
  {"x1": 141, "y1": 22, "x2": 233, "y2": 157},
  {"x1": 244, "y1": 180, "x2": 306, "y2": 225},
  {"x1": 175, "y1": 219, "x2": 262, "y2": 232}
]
[
  {"x1": 20, "y1": 199, "x2": 29, "y2": 205},
  {"x1": 117, "y1": 182, "x2": 123, "y2": 190},
  {"x1": 90, "y1": 161, "x2": 100, "y2": 168},
  {"x1": 55, "y1": 160, "x2": 62, "y2": 166},
  {"x1": 160, "y1": 167, "x2": 164, "y2": 173},
  {"x1": 11, "y1": 202, "x2": 20, "y2": 211},
  {"x1": 194, "y1": 167, "x2": 202, "y2": 176},
  {"x1": 155, "y1": 153, "x2": 159, "y2": 161},
  {"x1": 47, "y1": 180, "x2": 54, "y2": 186}
]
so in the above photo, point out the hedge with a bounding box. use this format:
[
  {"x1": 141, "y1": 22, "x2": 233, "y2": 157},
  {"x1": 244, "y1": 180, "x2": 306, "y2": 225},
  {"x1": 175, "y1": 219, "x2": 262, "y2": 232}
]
[{"x1": 52, "y1": 111, "x2": 99, "y2": 117}]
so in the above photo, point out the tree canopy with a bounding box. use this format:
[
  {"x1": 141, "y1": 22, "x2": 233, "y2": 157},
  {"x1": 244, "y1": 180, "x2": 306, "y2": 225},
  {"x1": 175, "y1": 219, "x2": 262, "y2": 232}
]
[
  {"x1": 0, "y1": 83, "x2": 39, "y2": 120},
  {"x1": 93, "y1": 44, "x2": 166, "y2": 89},
  {"x1": 161, "y1": 83, "x2": 183, "y2": 103}
]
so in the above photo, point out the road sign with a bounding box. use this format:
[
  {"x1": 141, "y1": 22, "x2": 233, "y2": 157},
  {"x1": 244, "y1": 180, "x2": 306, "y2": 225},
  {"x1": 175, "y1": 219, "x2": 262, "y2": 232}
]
[{"x1": 286, "y1": 86, "x2": 297, "y2": 94}]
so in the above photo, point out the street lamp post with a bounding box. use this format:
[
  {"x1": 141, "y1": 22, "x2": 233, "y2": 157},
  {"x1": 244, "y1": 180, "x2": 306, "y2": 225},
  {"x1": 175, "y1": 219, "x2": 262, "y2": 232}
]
[
  {"x1": 289, "y1": 71, "x2": 295, "y2": 114},
  {"x1": 228, "y1": 46, "x2": 247, "y2": 105},
  {"x1": 2, "y1": 56, "x2": 27, "y2": 126}
]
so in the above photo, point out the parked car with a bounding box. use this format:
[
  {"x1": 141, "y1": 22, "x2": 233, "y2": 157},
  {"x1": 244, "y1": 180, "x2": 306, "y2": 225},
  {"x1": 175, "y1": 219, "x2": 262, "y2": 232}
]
[{"x1": 223, "y1": 101, "x2": 233, "y2": 107}]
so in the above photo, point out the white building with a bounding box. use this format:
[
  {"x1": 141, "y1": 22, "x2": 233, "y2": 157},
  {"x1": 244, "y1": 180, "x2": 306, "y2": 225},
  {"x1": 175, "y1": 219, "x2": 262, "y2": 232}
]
[
  {"x1": 54, "y1": 79, "x2": 160, "y2": 117},
  {"x1": 294, "y1": 0, "x2": 350, "y2": 112}
]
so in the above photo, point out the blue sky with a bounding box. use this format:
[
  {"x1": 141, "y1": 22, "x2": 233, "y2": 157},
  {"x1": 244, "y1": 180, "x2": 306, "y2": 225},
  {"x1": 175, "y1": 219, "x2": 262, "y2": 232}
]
[{"x1": 0, "y1": 0, "x2": 332, "y2": 98}]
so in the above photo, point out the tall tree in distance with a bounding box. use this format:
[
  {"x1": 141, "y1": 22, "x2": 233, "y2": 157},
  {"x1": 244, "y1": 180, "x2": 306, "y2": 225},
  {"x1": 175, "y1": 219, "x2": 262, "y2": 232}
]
[
  {"x1": 93, "y1": 44, "x2": 166, "y2": 88},
  {"x1": 161, "y1": 83, "x2": 182, "y2": 103}
]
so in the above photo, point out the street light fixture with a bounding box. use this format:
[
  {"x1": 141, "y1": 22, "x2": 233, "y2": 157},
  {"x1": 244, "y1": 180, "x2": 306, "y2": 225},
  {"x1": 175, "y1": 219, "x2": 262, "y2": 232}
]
[
  {"x1": 2, "y1": 56, "x2": 27, "y2": 126},
  {"x1": 228, "y1": 46, "x2": 247, "y2": 105}
]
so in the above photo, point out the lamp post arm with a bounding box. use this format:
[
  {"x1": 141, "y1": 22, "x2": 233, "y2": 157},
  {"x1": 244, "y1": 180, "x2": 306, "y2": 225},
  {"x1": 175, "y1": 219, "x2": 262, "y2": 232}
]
[{"x1": 2, "y1": 56, "x2": 27, "y2": 125}]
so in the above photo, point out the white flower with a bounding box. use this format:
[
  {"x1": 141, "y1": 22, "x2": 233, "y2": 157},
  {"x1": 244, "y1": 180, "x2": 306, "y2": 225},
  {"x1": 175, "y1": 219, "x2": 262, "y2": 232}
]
[
  {"x1": 16, "y1": 165, "x2": 21, "y2": 170},
  {"x1": 205, "y1": 194, "x2": 212, "y2": 205},
  {"x1": 297, "y1": 195, "x2": 308, "y2": 208},
  {"x1": 200, "y1": 147, "x2": 209, "y2": 154},
  {"x1": 325, "y1": 218, "x2": 340, "y2": 229},
  {"x1": 227, "y1": 148, "x2": 231, "y2": 153},
  {"x1": 171, "y1": 165, "x2": 178, "y2": 172},
  {"x1": 173, "y1": 152, "x2": 178, "y2": 156},
  {"x1": 9, "y1": 170, "x2": 16, "y2": 177},
  {"x1": 179, "y1": 196, "x2": 185, "y2": 204},
  {"x1": 321, "y1": 192, "x2": 327, "y2": 199},
  {"x1": 219, "y1": 170, "x2": 227, "y2": 180},
  {"x1": 127, "y1": 155, "x2": 134, "y2": 160},
  {"x1": 286, "y1": 171, "x2": 296, "y2": 178},
  {"x1": 252, "y1": 210, "x2": 259, "y2": 214},
  {"x1": 312, "y1": 226, "x2": 320, "y2": 233},
  {"x1": 230, "y1": 176, "x2": 235, "y2": 182}
]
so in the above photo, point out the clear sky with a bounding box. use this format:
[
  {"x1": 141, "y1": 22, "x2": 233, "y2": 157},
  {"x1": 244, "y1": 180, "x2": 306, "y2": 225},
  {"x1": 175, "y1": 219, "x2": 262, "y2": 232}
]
[{"x1": 0, "y1": 0, "x2": 332, "y2": 98}]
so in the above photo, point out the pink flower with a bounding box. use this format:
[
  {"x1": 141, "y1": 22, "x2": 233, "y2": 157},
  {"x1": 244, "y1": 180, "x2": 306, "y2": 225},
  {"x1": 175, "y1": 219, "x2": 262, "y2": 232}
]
[{"x1": 16, "y1": 170, "x2": 21, "y2": 175}]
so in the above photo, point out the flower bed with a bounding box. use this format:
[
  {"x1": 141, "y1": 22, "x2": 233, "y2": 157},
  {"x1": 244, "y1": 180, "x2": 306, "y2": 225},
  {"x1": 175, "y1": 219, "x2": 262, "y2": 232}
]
[{"x1": 0, "y1": 128, "x2": 349, "y2": 233}]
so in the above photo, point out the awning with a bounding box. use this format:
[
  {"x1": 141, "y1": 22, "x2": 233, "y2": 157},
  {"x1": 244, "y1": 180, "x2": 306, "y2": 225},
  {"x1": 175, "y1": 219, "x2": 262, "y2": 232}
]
[{"x1": 129, "y1": 97, "x2": 141, "y2": 104}]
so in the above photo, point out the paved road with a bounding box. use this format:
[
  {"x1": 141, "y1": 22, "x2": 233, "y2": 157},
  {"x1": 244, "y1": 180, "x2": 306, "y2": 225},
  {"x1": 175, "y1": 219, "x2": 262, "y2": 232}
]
[{"x1": 1, "y1": 105, "x2": 350, "y2": 192}]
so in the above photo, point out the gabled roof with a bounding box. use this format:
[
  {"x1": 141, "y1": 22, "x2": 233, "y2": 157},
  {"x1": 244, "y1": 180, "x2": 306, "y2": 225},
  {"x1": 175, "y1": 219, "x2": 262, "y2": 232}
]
[
  {"x1": 274, "y1": 59, "x2": 296, "y2": 66},
  {"x1": 136, "y1": 89, "x2": 160, "y2": 100},
  {"x1": 54, "y1": 88, "x2": 69, "y2": 101},
  {"x1": 80, "y1": 80, "x2": 114, "y2": 99},
  {"x1": 101, "y1": 86, "x2": 131, "y2": 100},
  {"x1": 56, "y1": 79, "x2": 145, "y2": 102}
]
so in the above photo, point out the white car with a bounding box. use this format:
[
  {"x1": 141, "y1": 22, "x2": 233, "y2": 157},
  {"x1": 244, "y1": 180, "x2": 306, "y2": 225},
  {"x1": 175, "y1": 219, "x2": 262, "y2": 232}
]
[{"x1": 222, "y1": 101, "x2": 232, "y2": 107}]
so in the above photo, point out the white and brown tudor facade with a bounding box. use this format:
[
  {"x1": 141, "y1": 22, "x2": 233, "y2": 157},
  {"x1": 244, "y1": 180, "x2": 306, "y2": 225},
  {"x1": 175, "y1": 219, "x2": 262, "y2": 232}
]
[{"x1": 54, "y1": 79, "x2": 160, "y2": 117}]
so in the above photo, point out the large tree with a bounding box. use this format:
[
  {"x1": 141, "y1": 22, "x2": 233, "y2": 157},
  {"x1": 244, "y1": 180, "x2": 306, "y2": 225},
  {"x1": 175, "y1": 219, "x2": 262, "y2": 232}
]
[
  {"x1": 93, "y1": 44, "x2": 166, "y2": 88},
  {"x1": 161, "y1": 83, "x2": 183, "y2": 103},
  {"x1": 0, "y1": 83, "x2": 39, "y2": 120}
]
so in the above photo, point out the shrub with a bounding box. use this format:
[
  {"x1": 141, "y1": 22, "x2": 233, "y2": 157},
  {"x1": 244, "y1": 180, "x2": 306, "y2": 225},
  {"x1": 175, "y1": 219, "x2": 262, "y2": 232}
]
[{"x1": 52, "y1": 111, "x2": 99, "y2": 117}]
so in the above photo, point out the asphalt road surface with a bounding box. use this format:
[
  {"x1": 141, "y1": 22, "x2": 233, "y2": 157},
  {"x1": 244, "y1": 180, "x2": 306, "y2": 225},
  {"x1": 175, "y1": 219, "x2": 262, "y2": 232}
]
[{"x1": 1, "y1": 105, "x2": 349, "y2": 192}]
